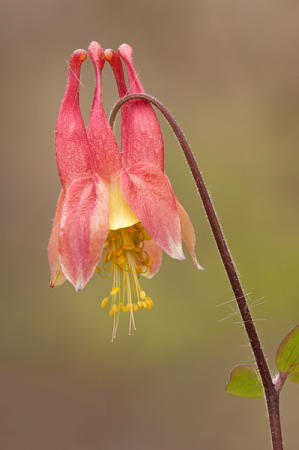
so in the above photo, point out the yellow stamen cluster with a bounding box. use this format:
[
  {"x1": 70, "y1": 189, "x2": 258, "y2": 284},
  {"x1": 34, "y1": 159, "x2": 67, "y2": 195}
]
[{"x1": 97, "y1": 222, "x2": 154, "y2": 341}]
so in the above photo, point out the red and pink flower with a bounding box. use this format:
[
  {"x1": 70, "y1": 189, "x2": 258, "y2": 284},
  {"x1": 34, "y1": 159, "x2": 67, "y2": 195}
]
[{"x1": 48, "y1": 42, "x2": 201, "y2": 338}]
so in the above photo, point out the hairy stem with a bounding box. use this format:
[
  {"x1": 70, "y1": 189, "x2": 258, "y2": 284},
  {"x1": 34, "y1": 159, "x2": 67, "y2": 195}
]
[{"x1": 109, "y1": 93, "x2": 283, "y2": 450}]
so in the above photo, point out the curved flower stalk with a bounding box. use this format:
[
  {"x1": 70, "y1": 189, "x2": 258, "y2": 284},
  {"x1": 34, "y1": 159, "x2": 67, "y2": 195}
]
[
  {"x1": 109, "y1": 92, "x2": 285, "y2": 450},
  {"x1": 48, "y1": 42, "x2": 201, "y2": 339}
]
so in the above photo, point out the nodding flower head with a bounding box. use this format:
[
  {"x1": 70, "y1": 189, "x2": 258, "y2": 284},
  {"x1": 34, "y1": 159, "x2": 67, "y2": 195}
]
[{"x1": 48, "y1": 42, "x2": 202, "y2": 340}]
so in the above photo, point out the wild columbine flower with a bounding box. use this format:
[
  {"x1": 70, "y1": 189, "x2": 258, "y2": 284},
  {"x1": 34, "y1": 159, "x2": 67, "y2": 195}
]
[{"x1": 48, "y1": 41, "x2": 202, "y2": 339}]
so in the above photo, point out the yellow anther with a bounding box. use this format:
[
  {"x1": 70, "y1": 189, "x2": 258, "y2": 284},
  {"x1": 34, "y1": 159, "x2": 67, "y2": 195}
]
[
  {"x1": 110, "y1": 287, "x2": 120, "y2": 295},
  {"x1": 146, "y1": 297, "x2": 153, "y2": 309},
  {"x1": 123, "y1": 245, "x2": 135, "y2": 251},
  {"x1": 116, "y1": 247, "x2": 123, "y2": 256},
  {"x1": 117, "y1": 255, "x2": 126, "y2": 266},
  {"x1": 104, "y1": 251, "x2": 113, "y2": 263},
  {"x1": 145, "y1": 297, "x2": 153, "y2": 307},
  {"x1": 142, "y1": 229, "x2": 151, "y2": 240},
  {"x1": 112, "y1": 304, "x2": 119, "y2": 313},
  {"x1": 98, "y1": 226, "x2": 154, "y2": 337},
  {"x1": 137, "y1": 301, "x2": 144, "y2": 310},
  {"x1": 137, "y1": 231, "x2": 144, "y2": 241},
  {"x1": 126, "y1": 225, "x2": 137, "y2": 233},
  {"x1": 101, "y1": 297, "x2": 109, "y2": 309}
]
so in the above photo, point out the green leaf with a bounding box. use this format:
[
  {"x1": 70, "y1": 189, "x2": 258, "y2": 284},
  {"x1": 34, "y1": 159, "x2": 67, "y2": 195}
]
[
  {"x1": 276, "y1": 325, "x2": 299, "y2": 376},
  {"x1": 289, "y1": 372, "x2": 299, "y2": 384},
  {"x1": 226, "y1": 365, "x2": 264, "y2": 398}
]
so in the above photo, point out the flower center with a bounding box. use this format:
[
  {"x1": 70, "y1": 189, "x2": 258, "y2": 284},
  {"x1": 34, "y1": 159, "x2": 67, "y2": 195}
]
[{"x1": 97, "y1": 222, "x2": 154, "y2": 341}]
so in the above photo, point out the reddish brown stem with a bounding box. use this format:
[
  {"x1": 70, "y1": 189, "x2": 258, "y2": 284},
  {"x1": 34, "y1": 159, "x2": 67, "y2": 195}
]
[{"x1": 109, "y1": 93, "x2": 283, "y2": 450}]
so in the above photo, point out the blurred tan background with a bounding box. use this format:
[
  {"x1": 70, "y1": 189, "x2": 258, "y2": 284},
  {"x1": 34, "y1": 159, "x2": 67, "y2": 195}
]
[{"x1": 1, "y1": 0, "x2": 298, "y2": 449}]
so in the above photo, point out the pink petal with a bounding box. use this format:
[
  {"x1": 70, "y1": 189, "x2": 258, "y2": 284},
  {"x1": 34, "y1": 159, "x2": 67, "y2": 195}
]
[
  {"x1": 117, "y1": 44, "x2": 164, "y2": 171},
  {"x1": 87, "y1": 42, "x2": 121, "y2": 182},
  {"x1": 48, "y1": 190, "x2": 66, "y2": 287},
  {"x1": 143, "y1": 239, "x2": 163, "y2": 278},
  {"x1": 120, "y1": 163, "x2": 184, "y2": 260},
  {"x1": 176, "y1": 199, "x2": 203, "y2": 270},
  {"x1": 55, "y1": 49, "x2": 93, "y2": 189},
  {"x1": 59, "y1": 176, "x2": 109, "y2": 291}
]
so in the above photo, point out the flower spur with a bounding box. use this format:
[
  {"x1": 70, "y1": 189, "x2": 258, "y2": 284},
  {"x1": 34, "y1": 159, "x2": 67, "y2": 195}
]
[{"x1": 48, "y1": 42, "x2": 201, "y2": 339}]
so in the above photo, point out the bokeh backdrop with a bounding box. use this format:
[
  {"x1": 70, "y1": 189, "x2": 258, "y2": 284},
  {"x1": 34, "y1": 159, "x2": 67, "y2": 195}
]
[{"x1": 1, "y1": 0, "x2": 298, "y2": 449}]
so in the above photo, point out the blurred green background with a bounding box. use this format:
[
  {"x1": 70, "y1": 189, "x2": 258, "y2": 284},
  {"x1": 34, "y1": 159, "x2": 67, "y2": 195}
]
[{"x1": 1, "y1": 0, "x2": 298, "y2": 448}]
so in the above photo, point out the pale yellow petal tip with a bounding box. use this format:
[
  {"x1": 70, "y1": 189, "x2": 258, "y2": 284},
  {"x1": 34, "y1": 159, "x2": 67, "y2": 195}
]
[
  {"x1": 110, "y1": 287, "x2": 120, "y2": 295},
  {"x1": 101, "y1": 298, "x2": 109, "y2": 309},
  {"x1": 75, "y1": 284, "x2": 84, "y2": 292},
  {"x1": 49, "y1": 271, "x2": 66, "y2": 288},
  {"x1": 169, "y1": 242, "x2": 186, "y2": 261}
]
